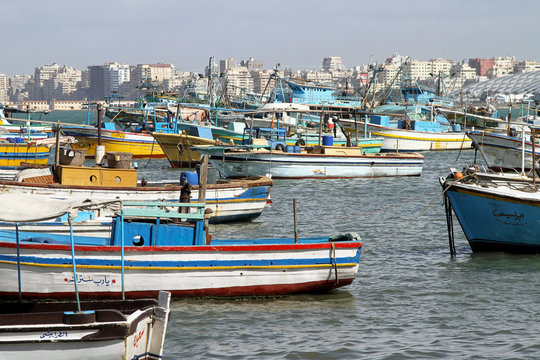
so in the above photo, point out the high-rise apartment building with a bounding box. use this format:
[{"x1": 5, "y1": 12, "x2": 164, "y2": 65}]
[
  {"x1": 225, "y1": 66, "x2": 254, "y2": 97},
  {"x1": 322, "y1": 57, "x2": 344, "y2": 71},
  {"x1": 0, "y1": 74, "x2": 9, "y2": 102},
  {"x1": 404, "y1": 58, "x2": 453, "y2": 81},
  {"x1": 131, "y1": 63, "x2": 174, "y2": 89},
  {"x1": 220, "y1": 58, "x2": 236, "y2": 75},
  {"x1": 241, "y1": 57, "x2": 263, "y2": 71},
  {"x1": 31, "y1": 64, "x2": 81, "y2": 101},
  {"x1": 514, "y1": 60, "x2": 540, "y2": 73},
  {"x1": 468, "y1": 58, "x2": 495, "y2": 76},
  {"x1": 107, "y1": 62, "x2": 130, "y2": 93}
]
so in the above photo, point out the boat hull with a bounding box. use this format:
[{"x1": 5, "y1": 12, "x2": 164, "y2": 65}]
[
  {"x1": 442, "y1": 177, "x2": 540, "y2": 253},
  {"x1": 0, "y1": 176, "x2": 273, "y2": 223},
  {"x1": 0, "y1": 240, "x2": 361, "y2": 298},
  {"x1": 0, "y1": 293, "x2": 170, "y2": 360},
  {"x1": 468, "y1": 131, "x2": 534, "y2": 170},
  {"x1": 0, "y1": 143, "x2": 50, "y2": 169},
  {"x1": 197, "y1": 147, "x2": 424, "y2": 178},
  {"x1": 340, "y1": 121, "x2": 471, "y2": 152},
  {"x1": 151, "y1": 132, "x2": 217, "y2": 167},
  {"x1": 61, "y1": 126, "x2": 165, "y2": 159}
]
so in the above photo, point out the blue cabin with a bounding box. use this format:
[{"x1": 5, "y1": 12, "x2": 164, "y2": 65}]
[
  {"x1": 242, "y1": 127, "x2": 287, "y2": 149},
  {"x1": 274, "y1": 79, "x2": 363, "y2": 107},
  {"x1": 400, "y1": 87, "x2": 454, "y2": 107},
  {"x1": 111, "y1": 201, "x2": 207, "y2": 246}
]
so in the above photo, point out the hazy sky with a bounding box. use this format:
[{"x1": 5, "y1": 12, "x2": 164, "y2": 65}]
[{"x1": 1, "y1": 0, "x2": 538, "y2": 75}]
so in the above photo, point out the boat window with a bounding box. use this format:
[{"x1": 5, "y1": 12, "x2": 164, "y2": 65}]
[{"x1": 132, "y1": 235, "x2": 144, "y2": 246}]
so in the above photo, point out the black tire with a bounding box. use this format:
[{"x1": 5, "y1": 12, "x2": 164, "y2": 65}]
[
  {"x1": 295, "y1": 139, "x2": 305, "y2": 146},
  {"x1": 275, "y1": 143, "x2": 285, "y2": 151}
]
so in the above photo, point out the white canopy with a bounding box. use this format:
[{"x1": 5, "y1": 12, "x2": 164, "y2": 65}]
[{"x1": 0, "y1": 194, "x2": 121, "y2": 223}]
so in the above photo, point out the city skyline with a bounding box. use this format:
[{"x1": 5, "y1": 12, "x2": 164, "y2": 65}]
[{"x1": 1, "y1": 0, "x2": 539, "y2": 76}]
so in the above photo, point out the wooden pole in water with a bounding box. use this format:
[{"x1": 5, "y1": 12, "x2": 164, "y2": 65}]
[
  {"x1": 54, "y1": 121, "x2": 61, "y2": 167},
  {"x1": 355, "y1": 114, "x2": 358, "y2": 147},
  {"x1": 293, "y1": 198, "x2": 298, "y2": 244},
  {"x1": 198, "y1": 155, "x2": 208, "y2": 203},
  {"x1": 532, "y1": 128, "x2": 536, "y2": 185},
  {"x1": 249, "y1": 116, "x2": 255, "y2": 144},
  {"x1": 318, "y1": 111, "x2": 323, "y2": 146},
  {"x1": 507, "y1": 105, "x2": 512, "y2": 136},
  {"x1": 97, "y1": 104, "x2": 103, "y2": 146}
]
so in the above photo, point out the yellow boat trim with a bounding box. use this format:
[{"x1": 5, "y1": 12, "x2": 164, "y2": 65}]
[
  {"x1": 369, "y1": 132, "x2": 470, "y2": 143},
  {"x1": 0, "y1": 260, "x2": 357, "y2": 271},
  {"x1": 203, "y1": 198, "x2": 266, "y2": 204}
]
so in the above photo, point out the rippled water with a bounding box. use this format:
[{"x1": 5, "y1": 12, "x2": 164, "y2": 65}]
[
  {"x1": 135, "y1": 150, "x2": 540, "y2": 360},
  {"x1": 46, "y1": 113, "x2": 539, "y2": 359}
]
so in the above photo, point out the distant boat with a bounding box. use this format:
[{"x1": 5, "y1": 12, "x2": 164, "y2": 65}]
[
  {"x1": 0, "y1": 199, "x2": 362, "y2": 298},
  {"x1": 441, "y1": 168, "x2": 540, "y2": 253},
  {"x1": 439, "y1": 107, "x2": 506, "y2": 131},
  {"x1": 0, "y1": 292, "x2": 171, "y2": 360},
  {"x1": 153, "y1": 123, "x2": 383, "y2": 168},
  {"x1": 60, "y1": 124, "x2": 166, "y2": 159},
  {"x1": 467, "y1": 129, "x2": 536, "y2": 171},
  {"x1": 0, "y1": 105, "x2": 53, "y2": 168},
  {"x1": 338, "y1": 113, "x2": 471, "y2": 152},
  {"x1": 0, "y1": 141, "x2": 51, "y2": 169},
  {"x1": 195, "y1": 144, "x2": 424, "y2": 179}
]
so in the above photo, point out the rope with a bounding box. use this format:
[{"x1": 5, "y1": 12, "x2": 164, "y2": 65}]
[
  {"x1": 452, "y1": 133, "x2": 468, "y2": 167},
  {"x1": 142, "y1": 136, "x2": 156, "y2": 168},
  {"x1": 335, "y1": 184, "x2": 441, "y2": 220},
  {"x1": 362, "y1": 177, "x2": 462, "y2": 254}
]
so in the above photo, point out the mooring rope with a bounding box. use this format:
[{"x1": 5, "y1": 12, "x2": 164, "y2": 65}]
[
  {"x1": 361, "y1": 176, "x2": 468, "y2": 254},
  {"x1": 335, "y1": 184, "x2": 441, "y2": 220}
]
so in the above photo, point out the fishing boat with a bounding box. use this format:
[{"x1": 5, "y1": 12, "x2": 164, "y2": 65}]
[
  {"x1": 194, "y1": 144, "x2": 423, "y2": 179},
  {"x1": 439, "y1": 107, "x2": 506, "y2": 131},
  {"x1": 154, "y1": 122, "x2": 383, "y2": 168},
  {"x1": 151, "y1": 131, "x2": 217, "y2": 167},
  {"x1": 0, "y1": 141, "x2": 51, "y2": 169},
  {"x1": 0, "y1": 106, "x2": 53, "y2": 168},
  {"x1": 441, "y1": 166, "x2": 540, "y2": 253},
  {"x1": 337, "y1": 113, "x2": 472, "y2": 152},
  {"x1": 0, "y1": 292, "x2": 171, "y2": 360},
  {"x1": 0, "y1": 104, "x2": 51, "y2": 138},
  {"x1": 0, "y1": 198, "x2": 362, "y2": 298},
  {"x1": 0, "y1": 162, "x2": 272, "y2": 223},
  {"x1": 467, "y1": 129, "x2": 537, "y2": 171},
  {"x1": 60, "y1": 124, "x2": 166, "y2": 159}
]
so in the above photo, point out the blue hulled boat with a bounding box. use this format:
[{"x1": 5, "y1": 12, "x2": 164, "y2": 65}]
[{"x1": 441, "y1": 167, "x2": 540, "y2": 253}]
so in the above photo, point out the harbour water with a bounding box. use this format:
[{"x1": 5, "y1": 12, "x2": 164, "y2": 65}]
[
  {"x1": 28, "y1": 111, "x2": 539, "y2": 359},
  {"x1": 136, "y1": 151, "x2": 539, "y2": 359}
]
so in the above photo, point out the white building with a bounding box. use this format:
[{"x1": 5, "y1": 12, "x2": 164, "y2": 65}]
[
  {"x1": 488, "y1": 56, "x2": 516, "y2": 78},
  {"x1": 107, "y1": 62, "x2": 130, "y2": 93},
  {"x1": 322, "y1": 57, "x2": 344, "y2": 71},
  {"x1": 514, "y1": 60, "x2": 540, "y2": 74},
  {"x1": 0, "y1": 73, "x2": 9, "y2": 102},
  {"x1": 404, "y1": 58, "x2": 454, "y2": 81},
  {"x1": 225, "y1": 66, "x2": 254, "y2": 97}
]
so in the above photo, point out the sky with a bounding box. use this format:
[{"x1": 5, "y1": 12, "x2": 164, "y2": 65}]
[{"x1": 1, "y1": 0, "x2": 539, "y2": 75}]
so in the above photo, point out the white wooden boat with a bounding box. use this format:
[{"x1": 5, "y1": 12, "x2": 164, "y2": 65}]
[
  {"x1": 194, "y1": 145, "x2": 424, "y2": 179},
  {"x1": 0, "y1": 199, "x2": 362, "y2": 298},
  {"x1": 338, "y1": 117, "x2": 472, "y2": 152},
  {"x1": 0, "y1": 291, "x2": 171, "y2": 360},
  {"x1": 467, "y1": 130, "x2": 535, "y2": 170},
  {"x1": 0, "y1": 167, "x2": 272, "y2": 223}
]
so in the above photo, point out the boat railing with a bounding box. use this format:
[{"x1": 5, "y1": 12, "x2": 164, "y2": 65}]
[{"x1": 121, "y1": 201, "x2": 206, "y2": 221}]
